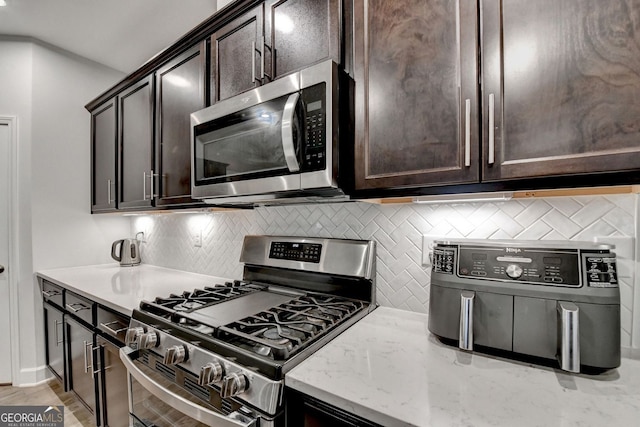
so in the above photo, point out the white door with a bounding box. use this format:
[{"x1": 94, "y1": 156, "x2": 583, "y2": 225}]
[{"x1": 0, "y1": 121, "x2": 13, "y2": 384}]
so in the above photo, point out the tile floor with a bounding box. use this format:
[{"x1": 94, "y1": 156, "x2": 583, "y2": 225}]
[{"x1": 0, "y1": 380, "x2": 96, "y2": 426}]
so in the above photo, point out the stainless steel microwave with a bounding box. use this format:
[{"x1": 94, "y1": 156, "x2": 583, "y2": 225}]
[{"x1": 191, "y1": 60, "x2": 351, "y2": 205}]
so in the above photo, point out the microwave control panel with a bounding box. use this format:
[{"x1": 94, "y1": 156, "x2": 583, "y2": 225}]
[
  {"x1": 433, "y1": 244, "x2": 617, "y2": 288},
  {"x1": 300, "y1": 83, "x2": 327, "y2": 172}
]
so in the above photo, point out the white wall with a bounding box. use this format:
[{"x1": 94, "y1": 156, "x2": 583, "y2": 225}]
[{"x1": 0, "y1": 37, "x2": 131, "y2": 385}]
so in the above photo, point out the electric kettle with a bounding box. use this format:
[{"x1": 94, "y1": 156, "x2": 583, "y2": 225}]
[{"x1": 111, "y1": 238, "x2": 141, "y2": 266}]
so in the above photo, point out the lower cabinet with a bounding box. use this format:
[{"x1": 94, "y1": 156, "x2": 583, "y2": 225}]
[
  {"x1": 65, "y1": 316, "x2": 97, "y2": 415},
  {"x1": 43, "y1": 302, "x2": 66, "y2": 389},
  {"x1": 286, "y1": 388, "x2": 382, "y2": 427},
  {"x1": 95, "y1": 335, "x2": 130, "y2": 427},
  {"x1": 40, "y1": 279, "x2": 130, "y2": 427}
]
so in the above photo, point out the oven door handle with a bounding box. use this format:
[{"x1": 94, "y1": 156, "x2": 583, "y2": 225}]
[
  {"x1": 281, "y1": 92, "x2": 301, "y2": 173},
  {"x1": 119, "y1": 347, "x2": 257, "y2": 427}
]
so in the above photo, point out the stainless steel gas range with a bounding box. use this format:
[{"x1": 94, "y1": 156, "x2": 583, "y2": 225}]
[{"x1": 119, "y1": 235, "x2": 376, "y2": 427}]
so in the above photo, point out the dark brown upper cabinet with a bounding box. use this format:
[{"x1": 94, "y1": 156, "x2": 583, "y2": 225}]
[
  {"x1": 265, "y1": 0, "x2": 342, "y2": 80},
  {"x1": 211, "y1": 5, "x2": 264, "y2": 102},
  {"x1": 482, "y1": 0, "x2": 640, "y2": 181},
  {"x1": 91, "y1": 98, "x2": 118, "y2": 212},
  {"x1": 353, "y1": 0, "x2": 640, "y2": 194},
  {"x1": 117, "y1": 76, "x2": 155, "y2": 209},
  {"x1": 352, "y1": 0, "x2": 480, "y2": 191},
  {"x1": 155, "y1": 43, "x2": 207, "y2": 207},
  {"x1": 211, "y1": 0, "x2": 343, "y2": 103}
]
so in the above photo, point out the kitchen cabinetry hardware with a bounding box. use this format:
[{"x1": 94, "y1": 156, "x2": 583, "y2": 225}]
[
  {"x1": 66, "y1": 302, "x2": 90, "y2": 313},
  {"x1": 281, "y1": 92, "x2": 301, "y2": 172},
  {"x1": 99, "y1": 321, "x2": 128, "y2": 335},
  {"x1": 54, "y1": 320, "x2": 63, "y2": 345},
  {"x1": 488, "y1": 93, "x2": 495, "y2": 165},
  {"x1": 464, "y1": 99, "x2": 471, "y2": 167},
  {"x1": 459, "y1": 291, "x2": 475, "y2": 351},
  {"x1": 83, "y1": 340, "x2": 93, "y2": 373},
  {"x1": 251, "y1": 41, "x2": 258, "y2": 84},
  {"x1": 557, "y1": 301, "x2": 580, "y2": 373},
  {"x1": 260, "y1": 35, "x2": 271, "y2": 81},
  {"x1": 42, "y1": 289, "x2": 60, "y2": 298}
]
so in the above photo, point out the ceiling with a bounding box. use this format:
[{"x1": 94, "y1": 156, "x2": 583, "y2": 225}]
[{"x1": 0, "y1": 0, "x2": 220, "y2": 73}]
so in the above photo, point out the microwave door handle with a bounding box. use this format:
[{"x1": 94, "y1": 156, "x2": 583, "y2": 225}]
[{"x1": 281, "y1": 92, "x2": 301, "y2": 172}]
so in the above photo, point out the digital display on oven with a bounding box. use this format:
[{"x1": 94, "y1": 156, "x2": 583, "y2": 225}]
[{"x1": 270, "y1": 242, "x2": 322, "y2": 263}]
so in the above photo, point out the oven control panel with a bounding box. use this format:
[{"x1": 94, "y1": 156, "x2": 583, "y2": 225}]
[
  {"x1": 269, "y1": 242, "x2": 322, "y2": 263},
  {"x1": 433, "y1": 244, "x2": 617, "y2": 288}
]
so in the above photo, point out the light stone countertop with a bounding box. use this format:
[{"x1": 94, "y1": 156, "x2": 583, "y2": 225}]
[
  {"x1": 285, "y1": 306, "x2": 640, "y2": 427},
  {"x1": 37, "y1": 263, "x2": 232, "y2": 316}
]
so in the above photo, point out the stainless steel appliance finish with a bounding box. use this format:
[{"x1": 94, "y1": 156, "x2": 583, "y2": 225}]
[
  {"x1": 190, "y1": 60, "x2": 351, "y2": 205},
  {"x1": 428, "y1": 240, "x2": 621, "y2": 373},
  {"x1": 121, "y1": 235, "x2": 376, "y2": 426},
  {"x1": 111, "y1": 238, "x2": 141, "y2": 266}
]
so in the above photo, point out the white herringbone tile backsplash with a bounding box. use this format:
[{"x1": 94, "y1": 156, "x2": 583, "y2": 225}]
[{"x1": 132, "y1": 194, "x2": 639, "y2": 348}]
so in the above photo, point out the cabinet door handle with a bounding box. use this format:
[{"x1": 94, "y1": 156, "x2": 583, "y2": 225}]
[
  {"x1": 66, "y1": 303, "x2": 90, "y2": 313},
  {"x1": 42, "y1": 289, "x2": 60, "y2": 298},
  {"x1": 84, "y1": 340, "x2": 93, "y2": 373},
  {"x1": 150, "y1": 169, "x2": 157, "y2": 199},
  {"x1": 107, "y1": 179, "x2": 112, "y2": 205},
  {"x1": 464, "y1": 98, "x2": 471, "y2": 167},
  {"x1": 251, "y1": 41, "x2": 257, "y2": 84},
  {"x1": 99, "y1": 321, "x2": 128, "y2": 336},
  {"x1": 143, "y1": 171, "x2": 148, "y2": 200},
  {"x1": 488, "y1": 93, "x2": 495, "y2": 165},
  {"x1": 260, "y1": 36, "x2": 271, "y2": 82},
  {"x1": 54, "y1": 320, "x2": 63, "y2": 345}
]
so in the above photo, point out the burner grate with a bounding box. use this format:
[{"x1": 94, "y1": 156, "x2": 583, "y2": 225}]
[
  {"x1": 139, "y1": 281, "x2": 265, "y2": 318},
  {"x1": 217, "y1": 294, "x2": 365, "y2": 360}
]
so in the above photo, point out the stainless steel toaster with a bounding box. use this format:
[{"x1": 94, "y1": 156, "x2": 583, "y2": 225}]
[{"x1": 428, "y1": 240, "x2": 621, "y2": 373}]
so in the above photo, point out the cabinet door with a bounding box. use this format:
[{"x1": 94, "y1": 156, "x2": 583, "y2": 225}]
[
  {"x1": 211, "y1": 5, "x2": 263, "y2": 102},
  {"x1": 44, "y1": 303, "x2": 66, "y2": 389},
  {"x1": 66, "y1": 317, "x2": 97, "y2": 415},
  {"x1": 155, "y1": 44, "x2": 207, "y2": 207},
  {"x1": 91, "y1": 99, "x2": 117, "y2": 212},
  {"x1": 265, "y1": 0, "x2": 341, "y2": 80},
  {"x1": 482, "y1": 0, "x2": 640, "y2": 180},
  {"x1": 353, "y1": 0, "x2": 479, "y2": 191},
  {"x1": 118, "y1": 76, "x2": 154, "y2": 209},
  {"x1": 95, "y1": 336, "x2": 129, "y2": 427}
]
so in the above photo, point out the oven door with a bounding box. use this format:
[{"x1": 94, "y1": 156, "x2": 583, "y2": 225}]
[{"x1": 119, "y1": 347, "x2": 257, "y2": 427}]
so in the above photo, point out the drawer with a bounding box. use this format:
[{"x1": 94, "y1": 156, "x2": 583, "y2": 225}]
[
  {"x1": 97, "y1": 306, "x2": 129, "y2": 345},
  {"x1": 41, "y1": 280, "x2": 64, "y2": 307},
  {"x1": 65, "y1": 291, "x2": 95, "y2": 326}
]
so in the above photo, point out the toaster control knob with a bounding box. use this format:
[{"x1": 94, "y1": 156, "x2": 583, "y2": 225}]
[
  {"x1": 163, "y1": 345, "x2": 187, "y2": 365},
  {"x1": 506, "y1": 264, "x2": 523, "y2": 279},
  {"x1": 198, "y1": 361, "x2": 225, "y2": 386},
  {"x1": 125, "y1": 327, "x2": 145, "y2": 346},
  {"x1": 138, "y1": 331, "x2": 159, "y2": 349},
  {"x1": 220, "y1": 372, "x2": 249, "y2": 398}
]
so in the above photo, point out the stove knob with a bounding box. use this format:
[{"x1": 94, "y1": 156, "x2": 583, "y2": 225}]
[
  {"x1": 125, "y1": 327, "x2": 145, "y2": 346},
  {"x1": 198, "y1": 361, "x2": 225, "y2": 386},
  {"x1": 220, "y1": 373, "x2": 249, "y2": 398},
  {"x1": 506, "y1": 264, "x2": 523, "y2": 279},
  {"x1": 138, "y1": 331, "x2": 159, "y2": 349},
  {"x1": 163, "y1": 345, "x2": 187, "y2": 365}
]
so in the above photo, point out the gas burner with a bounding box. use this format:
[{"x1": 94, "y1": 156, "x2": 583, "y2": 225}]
[
  {"x1": 176, "y1": 317, "x2": 215, "y2": 336},
  {"x1": 218, "y1": 293, "x2": 366, "y2": 360},
  {"x1": 174, "y1": 301, "x2": 205, "y2": 311}
]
